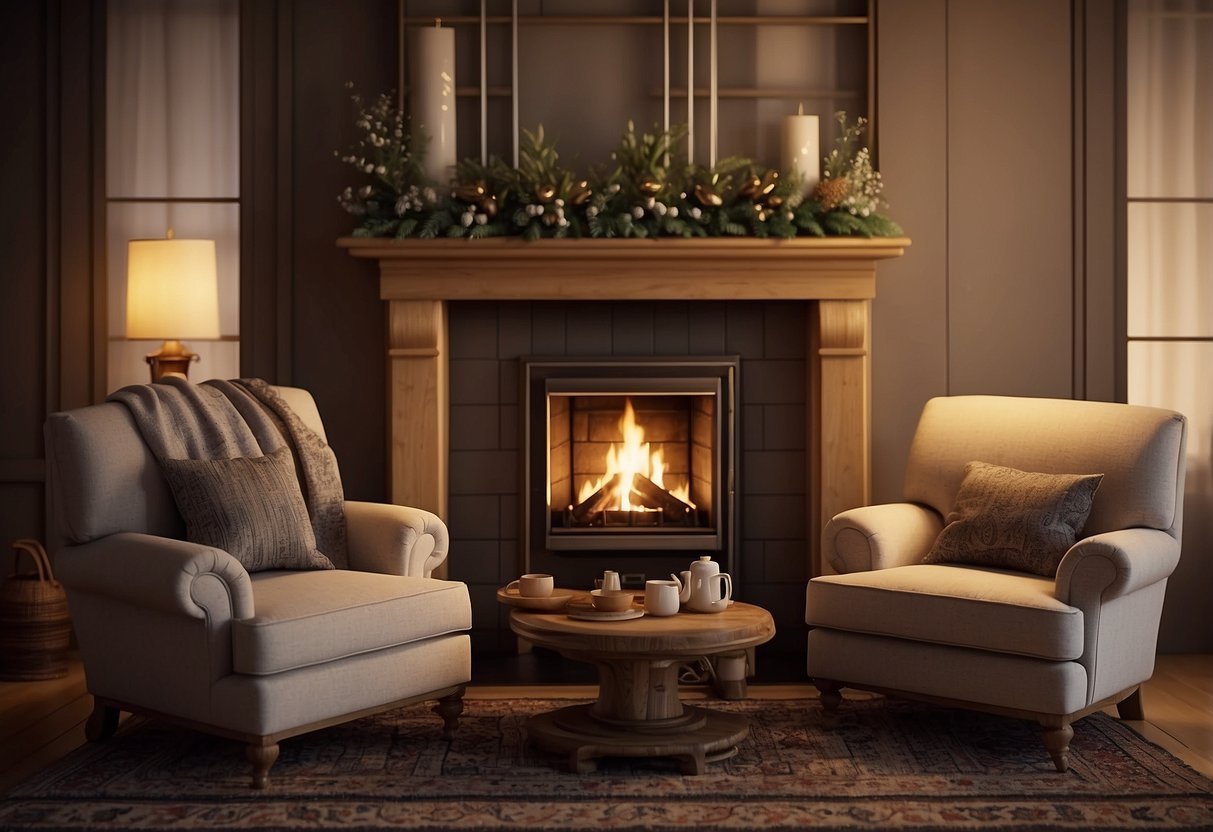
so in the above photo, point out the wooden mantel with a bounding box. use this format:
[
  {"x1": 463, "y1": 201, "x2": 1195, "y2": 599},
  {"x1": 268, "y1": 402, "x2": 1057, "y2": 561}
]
[{"x1": 339, "y1": 236, "x2": 909, "y2": 575}]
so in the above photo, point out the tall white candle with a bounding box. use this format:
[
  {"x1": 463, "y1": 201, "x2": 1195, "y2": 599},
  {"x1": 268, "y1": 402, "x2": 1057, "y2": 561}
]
[
  {"x1": 409, "y1": 20, "x2": 457, "y2": 185},
  {"x1": 782, "y1": 104, "x2": 820, "y2": 196}
]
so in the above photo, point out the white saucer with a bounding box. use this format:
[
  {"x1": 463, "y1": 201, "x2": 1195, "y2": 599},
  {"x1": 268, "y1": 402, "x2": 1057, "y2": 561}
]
[{"x1": 496, "y1": 587, "x2": 581, "y2": 611}]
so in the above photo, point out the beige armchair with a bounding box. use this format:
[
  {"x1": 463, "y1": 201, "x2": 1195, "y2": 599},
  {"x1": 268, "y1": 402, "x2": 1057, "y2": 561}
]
[
  {"x1": 45, "y1": 387, "x2": 472, "y2": 788},
  {"x1": 806, "y1": 395, "x2": 1187, "y2": 771}
]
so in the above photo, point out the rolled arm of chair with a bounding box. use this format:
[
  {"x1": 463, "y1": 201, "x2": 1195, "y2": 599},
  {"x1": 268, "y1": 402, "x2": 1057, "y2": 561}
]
[
  {"x1": 344, "y1": 501, "x2": 450, "y2": 578},
  {"x1": 1055, "y1": 528, "x2": 1181, "y2": 606},
  {"x1": 823, "y1": 503, "x2": 945, "y2": 573},
  {"x1": 53, "y1": 532, "x2": 254, "y2": 622}
]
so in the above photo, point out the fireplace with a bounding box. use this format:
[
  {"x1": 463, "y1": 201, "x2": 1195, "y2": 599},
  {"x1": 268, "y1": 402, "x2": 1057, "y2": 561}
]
[
  {"x1": 523, "y1": 358, "x2": 737, "y2": 584},
  {"x1": 340, "y1": 235, "x2": 908, "y2": 651}
]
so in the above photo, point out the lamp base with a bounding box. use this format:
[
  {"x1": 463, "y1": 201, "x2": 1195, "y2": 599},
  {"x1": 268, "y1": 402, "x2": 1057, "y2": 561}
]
[{"x1": 145, "y1": 339, "x2": 199, "y2": 381}]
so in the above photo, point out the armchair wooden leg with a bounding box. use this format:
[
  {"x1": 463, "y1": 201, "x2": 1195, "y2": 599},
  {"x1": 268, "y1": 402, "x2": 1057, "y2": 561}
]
[
  {"x1": 814, "y1": 680, "x2": 844, "y2": 711},
  {"x1": 1041, "y1": 722, "x2": 1073, "y2": 773},
  {"x1": 433, "y1": 687, "x2": 466, "y2": 740},
  {"x1": 85, "y1": 700, "x2": 120, "y2": 742},
  {"x1": 246, "y1": 742, "x2": 280, "y2": 790},
  {"x1": 1116, "y1": 687, "x2": 1145, "y2": 721}
]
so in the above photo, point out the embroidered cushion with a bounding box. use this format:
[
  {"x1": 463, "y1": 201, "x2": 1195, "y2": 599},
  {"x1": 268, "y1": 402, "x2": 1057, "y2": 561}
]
[
  {"x1": 162, "y1": 446, "x2": 334, "y2": 572},
  {"x1": 923, "y1": 461, "x2": 1103, "y2": 577}
]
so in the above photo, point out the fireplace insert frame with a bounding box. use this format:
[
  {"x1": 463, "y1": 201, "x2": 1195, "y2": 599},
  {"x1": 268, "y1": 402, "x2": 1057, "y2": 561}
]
[{"x1": 521, "y1": 357, "x2": 739, "y2": 583}]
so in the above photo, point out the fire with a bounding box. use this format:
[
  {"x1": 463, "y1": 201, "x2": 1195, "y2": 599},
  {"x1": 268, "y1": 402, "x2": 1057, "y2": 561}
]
[{"x1": 577, "y1": 399, "x2": 695, "y2": 510}]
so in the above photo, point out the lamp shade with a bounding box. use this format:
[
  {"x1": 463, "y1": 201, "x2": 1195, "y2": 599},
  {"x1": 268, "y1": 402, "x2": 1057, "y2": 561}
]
[{"x1": 125, "y1": 238, "x2": 221, "y2": 340}]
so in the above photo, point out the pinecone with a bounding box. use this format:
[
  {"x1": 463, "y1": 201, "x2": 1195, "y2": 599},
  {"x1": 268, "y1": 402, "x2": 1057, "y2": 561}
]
[{"x1": 813, "y1": 176, "x2": 850, "y2": 211}]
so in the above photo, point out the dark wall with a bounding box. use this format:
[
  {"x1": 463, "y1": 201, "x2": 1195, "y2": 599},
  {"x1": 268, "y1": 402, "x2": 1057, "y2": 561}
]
[
  {"x1": 0, "y1": 1, "x2": 50, "y2": 576},
  {"x1": 285, "y1": 0, "x2": 395, "y2": 501},
  {"x1": 0, "y1": 1, "x2": 103, "y2": 578}
]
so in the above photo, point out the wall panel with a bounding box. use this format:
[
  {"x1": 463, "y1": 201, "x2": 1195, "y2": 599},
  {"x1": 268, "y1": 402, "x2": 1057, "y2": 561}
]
[
  {"x1": 871, "y1": 0, "x2": 950, "y2": 503},
  {"x1": 947, "y1": 0, "x2": 1074, "y2": 397}
]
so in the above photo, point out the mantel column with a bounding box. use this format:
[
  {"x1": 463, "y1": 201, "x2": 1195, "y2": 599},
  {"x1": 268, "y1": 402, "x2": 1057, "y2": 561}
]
[
  {"x1": 810, "y1": 299, "x2": 871, "y2": 576},
  {"x1": 387, "y1": 300, "x2": 448, "y2": 521}
]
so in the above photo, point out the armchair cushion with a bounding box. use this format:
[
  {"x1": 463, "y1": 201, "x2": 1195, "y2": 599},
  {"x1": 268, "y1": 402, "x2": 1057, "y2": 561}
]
[
  {"x1": 162, "y1": 447, "x2": 334, "y2": 573},
  {"x1": 807, "y1": 564, "x2": 1084, "y2": 661},
  {"x1": 923, "y1": 461, "x2": 1102, "y2": 577},
  {"x1": 233, "y1": 571, "x2": 471, "y2": 675}
]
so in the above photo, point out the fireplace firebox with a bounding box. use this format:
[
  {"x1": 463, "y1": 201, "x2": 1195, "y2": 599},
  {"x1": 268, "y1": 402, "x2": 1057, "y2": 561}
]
[{"x1": 523, "y1": 358, "x2": 738, "y2": 586}]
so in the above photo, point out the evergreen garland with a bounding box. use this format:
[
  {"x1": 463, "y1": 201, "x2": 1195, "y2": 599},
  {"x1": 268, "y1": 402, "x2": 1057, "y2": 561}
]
[{"x1": 337, "y1": 87, "x2": 902, "y2": 241}]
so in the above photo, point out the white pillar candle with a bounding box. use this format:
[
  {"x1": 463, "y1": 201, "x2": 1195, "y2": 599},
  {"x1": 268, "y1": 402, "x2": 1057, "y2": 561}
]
[
  {"x1": 409, "y1": 20, "x2": 457, "y2": 185},
  {"x1": 782, "y1": 104, "x2": 820, "y2": 196}
]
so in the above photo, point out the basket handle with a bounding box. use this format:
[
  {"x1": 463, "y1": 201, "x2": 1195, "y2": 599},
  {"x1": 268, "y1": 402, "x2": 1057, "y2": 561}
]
[{"x1": 11, "y1": 538, "x2": 56, "y2": 583}]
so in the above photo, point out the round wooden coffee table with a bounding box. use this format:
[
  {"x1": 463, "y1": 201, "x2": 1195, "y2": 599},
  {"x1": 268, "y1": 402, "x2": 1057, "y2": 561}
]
[{"x1": 510, "y1": 602, "x2": 775, "y2": 774}]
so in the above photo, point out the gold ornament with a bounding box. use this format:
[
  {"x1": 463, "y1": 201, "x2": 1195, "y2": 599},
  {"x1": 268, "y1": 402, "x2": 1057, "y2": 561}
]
[
  {"x1": 740, "y1": 170, "x2": 779, "y2": 201},
  {"x1": 638, "y1": 177, "x2": 662, "y2": 196},
  {"x1": 535, "y1": 184, "x2": 556, "y2": 203},
  {"x1": 694, "y1": 183, "x2": 723, "y2": 207},
  {"x1": 453, "y1": 180, "x2": 497, "y2": 217},
  {"x1": 569, "y1": 180, "x2": 592, "y2": 205}
]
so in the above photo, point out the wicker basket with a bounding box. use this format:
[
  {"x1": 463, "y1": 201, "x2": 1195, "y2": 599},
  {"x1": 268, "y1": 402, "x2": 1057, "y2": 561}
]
[{"x1": 0, "y1": 539, "x2": 72, "y2": 680}]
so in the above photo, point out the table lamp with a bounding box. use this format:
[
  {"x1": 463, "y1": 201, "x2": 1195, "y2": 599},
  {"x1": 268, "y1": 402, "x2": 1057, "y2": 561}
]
[{"x1": 125, "y1": 231, "x2": 221, "y2": 381}]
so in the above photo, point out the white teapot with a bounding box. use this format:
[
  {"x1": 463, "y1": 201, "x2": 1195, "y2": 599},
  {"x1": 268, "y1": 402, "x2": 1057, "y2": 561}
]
[{"x1": 671, "y1": 555, "x2": 733, "y2": 613}]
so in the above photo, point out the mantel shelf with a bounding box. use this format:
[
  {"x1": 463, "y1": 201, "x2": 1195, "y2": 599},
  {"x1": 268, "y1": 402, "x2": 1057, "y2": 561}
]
[{"x1": 338, "y1": 236, "x2": 910, "y2": 302}]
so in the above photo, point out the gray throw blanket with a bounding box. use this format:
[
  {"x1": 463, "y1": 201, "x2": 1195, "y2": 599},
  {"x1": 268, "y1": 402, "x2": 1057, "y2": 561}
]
[{"x1": 109, "y1": 376, "x2": 349, "y2": 569}]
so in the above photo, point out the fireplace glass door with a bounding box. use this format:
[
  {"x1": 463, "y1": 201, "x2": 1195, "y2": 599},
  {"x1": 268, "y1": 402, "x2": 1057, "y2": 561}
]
[{"x1": 524, "y1": 359, "x2": 737, "y2": 580}]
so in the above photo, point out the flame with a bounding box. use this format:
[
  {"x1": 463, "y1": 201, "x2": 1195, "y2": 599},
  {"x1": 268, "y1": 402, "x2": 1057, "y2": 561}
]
[{"x1": 577, "y1": 399, "x2": 695, "y2": 510}]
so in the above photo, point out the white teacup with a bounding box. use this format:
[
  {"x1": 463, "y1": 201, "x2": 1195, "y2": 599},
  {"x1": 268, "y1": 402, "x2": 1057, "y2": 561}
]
[
  {"x1": 506, "y1": 573, "x2": 554, "y2": 598},
  {"x1": 644, "y1": 580, "x2": 681, "y2": 617}
]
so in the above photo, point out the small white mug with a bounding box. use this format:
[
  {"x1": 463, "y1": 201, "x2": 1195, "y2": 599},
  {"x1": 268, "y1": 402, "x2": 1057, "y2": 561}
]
[
  {"x1": 600, "y1": 570, "x2": 621, "y2": 592},
  {"x1": 644, "y1": 580, "x2": 681, "y2": 617},
  {"x1": 506, "y1": 573, "x2": 554, "y2": 598}
]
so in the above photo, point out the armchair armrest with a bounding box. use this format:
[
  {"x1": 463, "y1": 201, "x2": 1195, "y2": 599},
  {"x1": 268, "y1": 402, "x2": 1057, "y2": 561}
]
[
  {"x1": 54, "y1": 532, "x2": 254, "y2": 621},
  {"x1": 823, "y1": 503, "x2": 944, "y2": 573},
  {"x1": 1055, "y1": 528, "x2": 1181, "y2": 606},
  {"x1": 344, "y1": 501, "x2": 450, "y2": 578}
]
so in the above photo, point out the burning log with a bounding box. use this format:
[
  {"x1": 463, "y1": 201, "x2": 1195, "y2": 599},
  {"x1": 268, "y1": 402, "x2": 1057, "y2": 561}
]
[
  {"x1": 566, "y1": 472, "x2": 694, "y2": 527},
  {"x1": 630, "y1": 475, "x2": 692, "y2": 523},
  {"x1": 568, "y1": 473, "x2": 625, "y2": 525}
]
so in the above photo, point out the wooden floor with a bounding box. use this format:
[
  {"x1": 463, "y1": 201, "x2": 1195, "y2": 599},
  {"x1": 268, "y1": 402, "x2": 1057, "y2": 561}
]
[{"x1": 2, "y1": 654, "x2": 1211, "y2": 794}]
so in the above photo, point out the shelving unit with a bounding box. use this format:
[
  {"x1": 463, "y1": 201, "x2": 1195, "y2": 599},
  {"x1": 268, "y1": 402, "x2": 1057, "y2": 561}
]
[{"x1": 396, "y1": 1, "x2": 874, "y2": 171}]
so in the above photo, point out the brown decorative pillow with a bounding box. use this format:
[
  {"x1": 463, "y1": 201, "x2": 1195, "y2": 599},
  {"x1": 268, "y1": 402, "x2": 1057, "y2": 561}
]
[
  {"x1": 162, "y1": 446, "x2": 335, "y2": 573},
  {"x1": 923, "y1": 461, "x2": 1103, "y2": 577}
]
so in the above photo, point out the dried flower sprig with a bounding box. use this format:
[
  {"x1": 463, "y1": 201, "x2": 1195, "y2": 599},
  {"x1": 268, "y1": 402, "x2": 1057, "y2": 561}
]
[{"x1": 336, "y1": 84, "x2": 435, "y2": 237}]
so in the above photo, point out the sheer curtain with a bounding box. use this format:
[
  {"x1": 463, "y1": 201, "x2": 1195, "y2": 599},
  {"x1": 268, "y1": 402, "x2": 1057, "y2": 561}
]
[
  {"x1": 105, "y1": 0, "x2": 240, "y2": 392},
  {"x1": 1126, "y1": 0, "x2": 1213, "y2": 649}
]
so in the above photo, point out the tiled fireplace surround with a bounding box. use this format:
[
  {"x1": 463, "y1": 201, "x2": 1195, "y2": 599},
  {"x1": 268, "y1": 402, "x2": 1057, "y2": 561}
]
[{"x1": 341, "y1": 237, "x2": 907, "y2": 659}]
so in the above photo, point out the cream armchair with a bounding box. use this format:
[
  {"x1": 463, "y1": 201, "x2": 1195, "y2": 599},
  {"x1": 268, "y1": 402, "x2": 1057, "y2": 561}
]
[
  {"x1": 806, "y1": 395, "x2": 1187, "y2": 771},
  {"x1": 45, "y1": 387, "x2": 472, "y2": 788}
]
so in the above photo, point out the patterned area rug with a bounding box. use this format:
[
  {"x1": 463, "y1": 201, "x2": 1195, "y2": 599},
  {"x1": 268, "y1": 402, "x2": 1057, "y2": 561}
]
[{"x1": 1, "y1": 697, "x2": 1211, "y2": 831}]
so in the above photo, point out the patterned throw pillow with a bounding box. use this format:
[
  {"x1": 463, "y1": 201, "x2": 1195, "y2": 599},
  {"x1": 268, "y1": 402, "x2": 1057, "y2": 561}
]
[
  {"x1": 162, "y1": 446, "x2": 335, "y2": 572},
  {"x1": 923, "y1": 461, "x2": 1103, "y2": 577}
]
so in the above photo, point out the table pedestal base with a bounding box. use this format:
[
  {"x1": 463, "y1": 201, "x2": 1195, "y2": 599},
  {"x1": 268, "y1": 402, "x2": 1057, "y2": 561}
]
[{"x1": 525, "y1": 703, "x2": 749, "y2": 774}]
